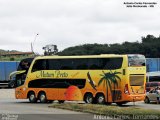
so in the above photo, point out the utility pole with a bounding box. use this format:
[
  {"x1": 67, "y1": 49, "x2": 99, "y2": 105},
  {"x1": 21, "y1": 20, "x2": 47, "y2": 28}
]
[{"x1": 31, "y1": 33, "x2": 39, "y2": 53}]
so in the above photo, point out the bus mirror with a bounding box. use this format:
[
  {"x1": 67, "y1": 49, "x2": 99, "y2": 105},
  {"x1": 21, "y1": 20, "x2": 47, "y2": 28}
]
[{"x1": 9, "y1": 70, "x2": 26, "y2": 80}]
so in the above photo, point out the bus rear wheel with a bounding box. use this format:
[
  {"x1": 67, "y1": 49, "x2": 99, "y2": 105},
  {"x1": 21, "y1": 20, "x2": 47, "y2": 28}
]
[
  {"x1": 96, "y1": 94, "x2": 105, "y2": 104},
  {"x1": 28, "y1": 92, "x2": 37, "y2": 103},
  {"x1": 39, "y1": 92, "x2": 47, "y2": 103},
  {"x1": 84, "y1": 93, "x2": 93, "y2": 104}
]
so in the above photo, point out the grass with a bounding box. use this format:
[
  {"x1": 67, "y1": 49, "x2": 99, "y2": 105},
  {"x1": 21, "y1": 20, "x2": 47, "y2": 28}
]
[{"x1": 49, "y1": 103, "x2": 160, "y2": 120}]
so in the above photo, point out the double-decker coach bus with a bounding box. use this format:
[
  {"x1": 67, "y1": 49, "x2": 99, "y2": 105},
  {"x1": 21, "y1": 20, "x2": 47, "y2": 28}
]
[{"x1": 14, "y1": 54, "x2": 146, "y2": 105}]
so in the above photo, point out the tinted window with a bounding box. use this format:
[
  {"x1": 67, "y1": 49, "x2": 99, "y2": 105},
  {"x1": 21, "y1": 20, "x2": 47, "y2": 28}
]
[
  {"x1": 74, "y1": 59, "x2": 88, "y2": 69},
  {"x1": 102, "y1": 58, "x2": 123, "y2": 69},
  {"x1": 47, "y1": 58, "x2": 122, "y2": 70},
  {"x1": 17, "y1": 58, "x2": 34, "y2": 71},
  {"x1": 88, "y1": 59, "x2": 102, "y2": 69},
  {"x1": 69, "y1": 79, "x2": 86, "y2": 89},
  {"x1": 32, "y1": 59, "x2": 48, "y2": 72},
  {"x1": 48, "y1": 59, "x2": 61, "y2": 70},
  {"x1": 28, "y1": 79, "x2": 86, "y2": 89},
  {"x1": 58, "y1": 59, "x2": 74, "y2": 69}
]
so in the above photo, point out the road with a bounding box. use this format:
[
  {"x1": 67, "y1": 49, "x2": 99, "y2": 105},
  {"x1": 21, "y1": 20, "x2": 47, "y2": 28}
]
[
  {"x1": 0, "y1": 89, "x2": 93, "y2": 120},
  {"x1": 125, "y1": 101, "x2": 160, "y2": 111},
  {"x1": 0, "y1": 89, "x2": 160, "y2": 120}
]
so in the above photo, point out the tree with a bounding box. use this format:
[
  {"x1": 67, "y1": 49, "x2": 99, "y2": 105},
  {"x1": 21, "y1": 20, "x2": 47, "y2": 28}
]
[{"x1": 58, "y1": 35, "x2": 160, "y2": 58}]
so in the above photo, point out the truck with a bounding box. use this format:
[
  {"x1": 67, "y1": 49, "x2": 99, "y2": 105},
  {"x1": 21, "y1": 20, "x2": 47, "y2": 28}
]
[{"x1": 0, "y1": 61, "x2": 19, "y2": 88}]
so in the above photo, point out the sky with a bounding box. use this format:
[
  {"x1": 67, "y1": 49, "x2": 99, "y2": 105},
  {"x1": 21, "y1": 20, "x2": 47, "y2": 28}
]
[{"x1": 0, "y1": 0, "x2": 160, "y2": 54}]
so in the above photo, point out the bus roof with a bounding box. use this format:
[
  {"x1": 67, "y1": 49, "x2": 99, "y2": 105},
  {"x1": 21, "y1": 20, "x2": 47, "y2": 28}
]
[{"x1": 34, "y1": 54, "x2": 126, "y2": 60}]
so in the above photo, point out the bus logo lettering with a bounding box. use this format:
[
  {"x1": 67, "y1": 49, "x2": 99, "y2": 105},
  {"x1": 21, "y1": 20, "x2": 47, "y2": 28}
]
[{"x1": 55, "y1": 70, "x2": 68, "y2": 78}]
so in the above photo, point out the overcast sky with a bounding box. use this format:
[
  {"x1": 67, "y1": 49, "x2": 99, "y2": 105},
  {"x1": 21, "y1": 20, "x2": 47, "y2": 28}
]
[{"x1": 0, "y1": 0, "x2": 160, "y2": 54}]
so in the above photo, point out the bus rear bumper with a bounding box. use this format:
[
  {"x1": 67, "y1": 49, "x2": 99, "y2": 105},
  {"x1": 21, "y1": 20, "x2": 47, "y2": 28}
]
[{"x1": 125, "y1": 94, "x2": 145, "y2": 102}]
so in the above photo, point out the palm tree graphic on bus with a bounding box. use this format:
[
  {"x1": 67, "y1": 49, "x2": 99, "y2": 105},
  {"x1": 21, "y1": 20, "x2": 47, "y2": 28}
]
[{"x1": 98, "y1": 71, "x2": 121, "y2": 102}]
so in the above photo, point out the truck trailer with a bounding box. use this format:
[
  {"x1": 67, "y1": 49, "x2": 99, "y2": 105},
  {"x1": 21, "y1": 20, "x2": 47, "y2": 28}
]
[{"x1": 0, "y1": 61, "x2": 19, "y2": 88}]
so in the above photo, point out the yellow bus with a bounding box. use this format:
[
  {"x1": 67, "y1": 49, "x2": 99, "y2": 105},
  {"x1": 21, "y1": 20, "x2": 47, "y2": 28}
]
[{"x1": 13, "y1": 54, "x2": 146, "y2": 105}]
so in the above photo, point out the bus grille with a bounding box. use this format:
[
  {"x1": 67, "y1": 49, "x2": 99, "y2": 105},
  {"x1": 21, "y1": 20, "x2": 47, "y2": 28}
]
[{"x1": 130, "y1": 75, "x2": 144, "y2": 86}]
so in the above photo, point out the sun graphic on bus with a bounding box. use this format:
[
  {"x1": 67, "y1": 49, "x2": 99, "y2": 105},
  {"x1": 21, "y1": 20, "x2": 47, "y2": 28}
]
[{"x1": 65, "y1": 85, "x2": 83, "y2": 101}]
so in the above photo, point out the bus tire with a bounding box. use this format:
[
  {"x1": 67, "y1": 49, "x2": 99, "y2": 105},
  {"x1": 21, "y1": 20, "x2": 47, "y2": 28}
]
[
  {"x1": 84, "y1": 93, "x2": 93, "y2": 104},
  {"x1": 96, "y1": 94, "x2": 105, "y2": 104},
  {"x1": 28, "y1": 92, "x2": 37, "y2": 103},
  {"x1": 58, "y1": 100, "x2": 65, "y2": 104},
  {"x1": 39, "y1": 92, "x2": 47, "y2": 103}
]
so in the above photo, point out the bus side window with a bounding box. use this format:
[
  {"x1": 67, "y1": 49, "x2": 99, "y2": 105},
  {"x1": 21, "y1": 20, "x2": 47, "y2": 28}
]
[
  {"x1": 103, "y1": 58, "x2": 123, "y2": 70},
  {"x1": 32, "y1": 59, "x2": 47, "y2": 72}
]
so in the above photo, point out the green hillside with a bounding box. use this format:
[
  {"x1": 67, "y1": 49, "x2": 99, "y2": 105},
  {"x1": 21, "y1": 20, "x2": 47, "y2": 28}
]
[{"x1": 58, "y1": 35, "x2": 160, "y2": 58}]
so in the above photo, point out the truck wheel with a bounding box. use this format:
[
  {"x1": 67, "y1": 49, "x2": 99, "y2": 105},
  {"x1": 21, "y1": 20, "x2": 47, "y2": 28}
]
[
  {"x1": 28, "y1": 92, "x2": 37, "y2": 103},
  {"x1": 9, "y1": 81, "x2": 15, "y2": 88}
]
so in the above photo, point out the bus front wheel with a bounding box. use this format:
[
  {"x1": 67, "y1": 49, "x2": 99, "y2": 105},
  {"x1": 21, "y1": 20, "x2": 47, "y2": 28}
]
[
  {"x1": 28, "y1": 92, "x2": 37, "y2": 103},
  {"x1": 39, "y1": 92, "x2": 47, "y2": 103},
  {"x1": 84, "y1": 93, "x2": 93, "y2": 104}
]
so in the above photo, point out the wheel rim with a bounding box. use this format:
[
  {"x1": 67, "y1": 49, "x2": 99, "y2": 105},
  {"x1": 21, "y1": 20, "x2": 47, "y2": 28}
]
[
  {"x1": 39, "y1": 93, "x2": 47, "y2": 103},
  {"x1": 86, "y1": 96, "x2": 93, "y2": 103},
  {"x1": 98, "y1": 96, "x2": 104, "y2": 104},
  {"x1": 40, "y1": 94, "x2": 46, "y2": 102},
  {"x1": 30, "y1": 94, "x2": 35, "y2": 101}
]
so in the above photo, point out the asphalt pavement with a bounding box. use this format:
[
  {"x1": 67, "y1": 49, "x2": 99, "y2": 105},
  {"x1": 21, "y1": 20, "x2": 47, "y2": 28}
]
[
  {"x1": 0, "y1": 89, "x2": 93, "y2": 120},
  {"x1": 0, "y1": 89, "x2": 160, "y2": 120}
]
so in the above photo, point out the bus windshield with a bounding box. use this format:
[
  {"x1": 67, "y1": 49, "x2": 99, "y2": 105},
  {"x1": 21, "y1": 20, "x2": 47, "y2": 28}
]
[
  {"x1": 16, "y1": 58, "x2": 34, "y2": 87},
  {"x1": 128, "y1": 54, "x2": 145, "y2": 67},
  {"x1": 17, "y1": 58, "x2": 34, "y2": 71}
]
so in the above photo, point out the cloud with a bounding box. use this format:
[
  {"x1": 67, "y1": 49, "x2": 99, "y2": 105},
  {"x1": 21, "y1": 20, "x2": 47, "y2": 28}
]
[{"x1": 0, "y1": 0, "x2": 159, "y2": 54}]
